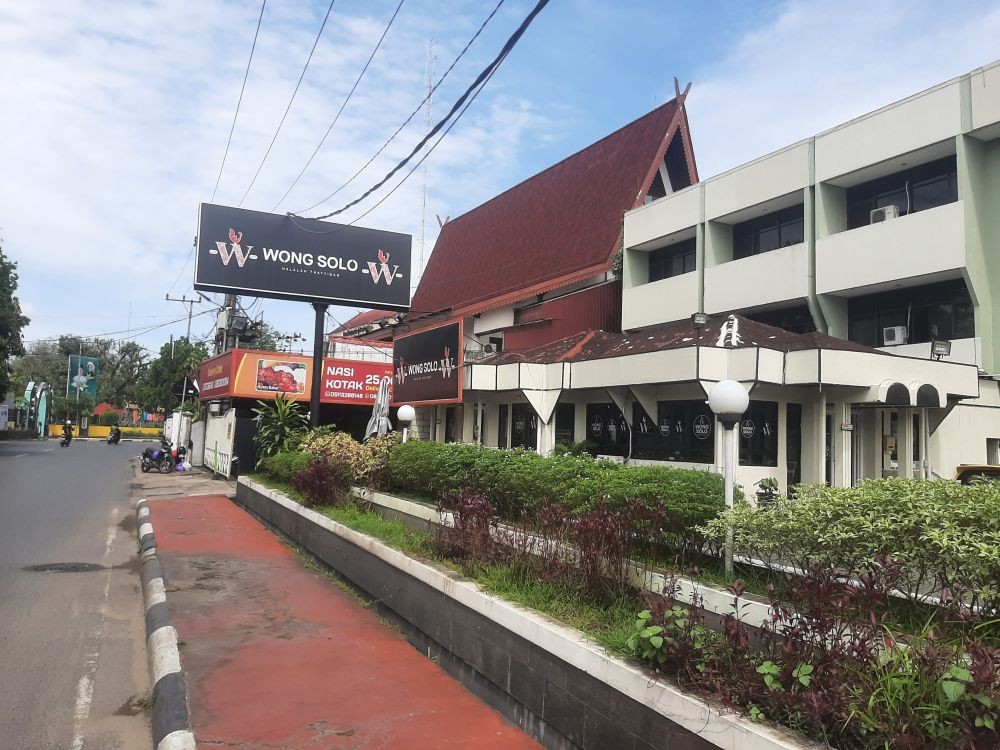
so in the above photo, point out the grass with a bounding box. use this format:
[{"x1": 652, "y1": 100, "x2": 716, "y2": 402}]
[{"x1": 248, "y1": 472, "x2": 640, "y2": 657}]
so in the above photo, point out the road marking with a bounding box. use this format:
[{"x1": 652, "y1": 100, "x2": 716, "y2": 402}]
[
  {"x1": 69, "y1": 517, "x2": 119, "y2": 750},
  {"x1": 13, "y1": 453, "x2": 26, "y2": 458}
]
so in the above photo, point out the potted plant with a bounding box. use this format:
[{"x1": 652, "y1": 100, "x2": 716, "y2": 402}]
[{"x1": 754, "y1": 477, "x2": 780, "y2": 506}]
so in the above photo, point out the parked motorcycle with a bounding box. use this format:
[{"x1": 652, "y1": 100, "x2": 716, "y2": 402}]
[
  {"x1": 107, "y1": 425, "x2": 122, "y2": 445},
  {"x1": 141, "y1": 438, "x2": 176, "y2": 474}
]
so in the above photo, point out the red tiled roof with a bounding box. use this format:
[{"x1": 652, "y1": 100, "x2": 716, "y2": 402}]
[
  {"x1": 330, "y1": 309, "x2": 395, "y2": 335},
  {"x1": 410, "y1": 99, "x2": 687, "y2": 315},
  {"x1": 477, "y1": 315, "x2": 886, "y2": 365}
]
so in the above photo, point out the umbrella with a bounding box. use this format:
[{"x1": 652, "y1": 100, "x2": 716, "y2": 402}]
[{"x1": 364, "y1": 377, "x2": 392, "y2": 441}]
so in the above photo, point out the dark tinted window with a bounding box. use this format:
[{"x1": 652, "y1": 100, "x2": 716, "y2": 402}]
[
  {"x1": 732, "y1": 204, "x2": 805, "y2": 259},
  {"x1": 847, "y1": 279, "x2": 974, "y2": 346},
  {"x1": 649, "y1": 238, "x2": 696, "y2": 282},
  {"x1": 510, "y1": 403, "x2": 537, "y2": 451},
  {"x1": 586, "y1": 403, "x2": 628, "y2": 457},
  {"x1": 739, "y1": 401, "x2": 779, "y2": 467},
  {"x1": 846, "y1": 156, "x2": 957, "y2": 229},
  {"x1": 554, "y1": 402, "x2": 575, "y2": 446}
]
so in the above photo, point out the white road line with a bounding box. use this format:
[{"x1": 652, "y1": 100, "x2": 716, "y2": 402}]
[
  {"x1": 69, "y1": 520, "x2": 118, "y2": 750},
  {"x1": 13, "y1": 453, "x2": 26, "y2": 458}
]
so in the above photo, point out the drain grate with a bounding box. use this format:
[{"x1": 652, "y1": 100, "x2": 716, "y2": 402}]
[{"x1": 23, "y1": 562, "x2": 106, "y2": 573}]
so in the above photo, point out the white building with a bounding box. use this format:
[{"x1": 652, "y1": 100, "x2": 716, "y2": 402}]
[{"x1": 387, "y1": 63, "x2": 1000, "y2": 493}]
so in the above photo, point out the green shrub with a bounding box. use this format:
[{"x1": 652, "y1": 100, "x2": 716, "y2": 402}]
[
  {"x1": 257, "y1": 451, "x2": 311, "y2": 485},
  {"x1": 292, "y1": 455, "x2": 352, "y2": 508},
  {"x1": 388, "y1": 441, "x2": 727, "y2": 556},
  {"x1": 701, "y1": 478, "x2": 1000, "y2": 608}
]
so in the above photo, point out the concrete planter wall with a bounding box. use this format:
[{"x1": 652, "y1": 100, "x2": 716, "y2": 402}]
[{"x1": 236, "y1": 478, "x2": 816, "y2": 750}]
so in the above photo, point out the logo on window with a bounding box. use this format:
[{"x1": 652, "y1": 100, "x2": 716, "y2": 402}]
[
  {"x1": 658, "y1": 418, "x2": 671, "y2": 437},
  {"x1": 693, "y1": 415, "x2": 712, "y2": 440},
  {"x1": 590, "y1": 415, "x2": 604, "y2": 437},
  {"x1": 741, "y1": 419, "x2": 755, "y2": 439}
]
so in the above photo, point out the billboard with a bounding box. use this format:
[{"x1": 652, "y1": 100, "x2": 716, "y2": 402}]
[
  {"x1": 391, "y1": 321, "x2": 463, "y2": 405},
  {"x1": 194, "y1": 203, "x2": 412, "y2": 310},
  {"x1": 68, "y1": 355, "x2": 98, "y2": 399},
  {"x1": 198, "y1": 350, "x2": 392, "y2": 405}
]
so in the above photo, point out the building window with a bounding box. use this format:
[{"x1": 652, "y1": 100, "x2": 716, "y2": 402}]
[
  {"x1": 648, "y1": 238, "x2": 696, "y2": 282},
  {"x1": 733, "y1": 204, "x2": 804, "y2": 260},
  {"x1": 624, "y1": 400, "x2": 716, "y2": 463},
  {"x1": 510, "y1": 403, "x2": 537, "y2": 451},
  {"x1": 846, "y1": 156, "x2": 957, "y2": 229},
  {"x1": 739, "y1": 401, "x2": 779, "y2": 467},
  {"x1": 555, "y1": 402, "x2": 575, "y2": 446},
  {"x1": 586, "y1": 403, "x2": 628, "y2": 457},
  {"x1": 848, "y1": 279, "x2": 974, "y2": 347},
  {"x1": 497, "y1": 404, "x2": 509, "y2": 449},
  {"x1": 746, "y1": 305, "x2": 817, "y2": 334}
]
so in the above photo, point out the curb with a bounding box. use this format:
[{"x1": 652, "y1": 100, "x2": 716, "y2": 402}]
[{"x1": 136, "y1": 498, "x2": 196, "y2": 750}]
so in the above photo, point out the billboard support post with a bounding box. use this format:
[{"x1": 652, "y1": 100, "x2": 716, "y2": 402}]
[{"x1": 310, "y1": 303, "x2": 328, "y2": 428}]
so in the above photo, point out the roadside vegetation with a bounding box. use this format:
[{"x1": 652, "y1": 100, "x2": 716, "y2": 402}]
[{"x1": 252, "y1": 426, "x2": 1000, "y2": 749}]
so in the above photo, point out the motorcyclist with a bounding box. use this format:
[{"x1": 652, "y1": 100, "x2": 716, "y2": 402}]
[
  {"x1": 108, "y1": 423, "x2": 121, "y2": 444},
  {"x1": 62, "y1": 420, "x2": 73, "y2": 444}
]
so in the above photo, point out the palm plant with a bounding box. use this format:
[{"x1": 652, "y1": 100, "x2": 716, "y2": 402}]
[{"x1": 252, "y1": 394, "x2": 308, "y2": 457}]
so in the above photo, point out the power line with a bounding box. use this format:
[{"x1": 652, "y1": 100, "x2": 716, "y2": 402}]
[
  {"x1": 211, "y1": 0, "x2": 267, "y2": 203},
  {"x1": 296, "y1": 0, "x2": 504, "y2": 215},
  {"x1": 166, "y1": 242, "x2": 196, "y2": 297},
  {"x1": 22, "y1": 309, "x2": 215, "y2": 346},
  {"x1": 270, "y1": 0, "x2": 406, "y2": 212},
  {"x1": 300, "y1": 0, "x2": 549, "y2": 221},
  {"x1": 237, "y1": 0, "x2": 338, "y2": 208}
]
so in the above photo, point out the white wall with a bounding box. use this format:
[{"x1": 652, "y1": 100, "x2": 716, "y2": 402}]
[
  {"x1": 704, "y1": 244, "x2": 809, "y2": 314},
  {"x1": 622, "y1": 272, "x2": 698, "y2": 329},
  {"x1": 704, "y1": 142, "x2": 811, "y2": 221},
  {"x1": 624, "y1": 185, "x2": 701, "y2": 250},
  {"x1": 816, "y1": 201, "x2": 966, "y2": 295}
]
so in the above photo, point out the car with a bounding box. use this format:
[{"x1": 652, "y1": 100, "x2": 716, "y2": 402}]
[{"x1": 954, "y1": 464, "x2": 1000, "y2": 485}]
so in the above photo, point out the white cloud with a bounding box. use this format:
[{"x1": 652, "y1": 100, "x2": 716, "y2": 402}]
[{"x1": 686, "y1": 0, "x2": 1000, "y2": 178}]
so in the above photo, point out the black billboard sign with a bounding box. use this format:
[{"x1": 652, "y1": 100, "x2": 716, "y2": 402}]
[
  {"x1": 195, "y1": 203, "x2": 411, "y2": 310},
  {"x1": 392, "y1": 321, "x2": 462, "y2": 405}
]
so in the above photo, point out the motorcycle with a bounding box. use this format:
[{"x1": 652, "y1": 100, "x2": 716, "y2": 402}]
[
  {"x1": 141, "y1": 438, "x2": 176, "y2": 474},
  {"x1": 59, "y1": 426, "x2": 73, "y2": 447},
  {"x1": 107, "y1": 426, "x2": 122, "y2": 445}
]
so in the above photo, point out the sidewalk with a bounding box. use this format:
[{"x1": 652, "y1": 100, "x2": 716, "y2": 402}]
[{"x1": 147, "y1": 494, "x2": 542, "y2": 749}]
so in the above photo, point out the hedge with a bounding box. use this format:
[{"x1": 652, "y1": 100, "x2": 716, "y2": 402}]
[
  {"x1": 701, "y1": 477, "x2": 1000, "y2": 608},
  {"x1": 257, "y1": 451, "x2": 311, "y2": 485},
  {"x1": 388, "y1": 441, "x2": 727, "y2": 556}
]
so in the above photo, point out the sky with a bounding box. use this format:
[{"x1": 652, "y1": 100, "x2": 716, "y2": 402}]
[{"x1": 2, "y1": 0, "x2": 1000, "y2": 362}]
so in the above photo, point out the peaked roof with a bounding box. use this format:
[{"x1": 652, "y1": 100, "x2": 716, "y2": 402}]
[
  {"x1": 410, "y1": 98, "x2": 691, "y2": 316},
  {"x1": 329, "y1": 309, "x2": 396, "y2": 336}
]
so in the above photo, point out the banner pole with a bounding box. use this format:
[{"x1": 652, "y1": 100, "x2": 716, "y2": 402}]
[{"x1": 310, "y1": 303, "x2": 328, "y2": 428}]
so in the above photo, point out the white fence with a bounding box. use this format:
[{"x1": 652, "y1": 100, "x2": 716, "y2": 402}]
[{"x1": 203, "y1": 408, "x2": 236, "y2": 478}]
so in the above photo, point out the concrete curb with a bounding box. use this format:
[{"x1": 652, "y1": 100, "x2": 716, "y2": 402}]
[{"x1": 135, "y1": 498, "x2": 196, "y2": 750}]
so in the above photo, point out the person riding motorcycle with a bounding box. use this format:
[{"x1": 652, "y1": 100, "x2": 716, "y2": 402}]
[
  {"x1": 108, "y1": 423, "x2": 122, "y2": 444},
  {"x1": 61, "y1": 420, "x2": 73, "y2": 445}
]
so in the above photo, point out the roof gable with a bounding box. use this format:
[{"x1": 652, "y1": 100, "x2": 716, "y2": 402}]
[{"x1": 411, "y1": 98, "x2": 691, "y2": 315}]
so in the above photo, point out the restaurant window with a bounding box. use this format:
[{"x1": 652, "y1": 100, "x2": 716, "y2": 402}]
[
  {"x1": 554, "y1": 403, "x2": 575, "y2": 446},
  {"x1": 586, "y1": 403, "x2": 629, "y2": 457},
  {"x1": 655, "y1": 400, "x2": 715, "y2": 464},
  {"x1": 738, "y1": 401, "x2": 779, "y2": 467},
  {"x1": 733, "y1": 204, "x2": 804, "y2": 259},
  {"x1": 497, "y1": 404, "x2": 509, "y2": 449},
  {"x1": 510, "y1": 403, "x2": 537, "y2": 451},
  {"x1": 648, "y1": 238, "x2": 696, "y2": 282},
  {"x1": 846, "y1": 155, "x2": 957, "y2": 229},
  {"x1": 631, "y1": 404, "x2": 659, "y2": 460}
]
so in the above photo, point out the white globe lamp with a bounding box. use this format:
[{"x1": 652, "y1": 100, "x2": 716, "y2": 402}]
[
  {"x1": 396, "y1": 404, "x2": 416, "y2": 442},
  {"x1": 707, "y1": 379, "x2": 749, "y2": 577}
]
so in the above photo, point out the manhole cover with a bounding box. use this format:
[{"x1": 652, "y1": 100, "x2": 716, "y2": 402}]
[{"x1": 23, "y1": 562, "x2": 106, "y2": 573}]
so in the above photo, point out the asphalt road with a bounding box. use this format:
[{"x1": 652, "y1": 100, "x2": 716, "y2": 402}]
[{"x1": 0, "y1": 438, "x2": 151, "y2": 750}]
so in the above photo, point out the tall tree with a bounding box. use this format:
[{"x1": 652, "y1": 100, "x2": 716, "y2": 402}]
[
  {"x1": 136, "y1": 338, "x2": 209, "y2": 411},
  {"x1": 0, "y1": 247, "x2": 30, "y2": 397}
]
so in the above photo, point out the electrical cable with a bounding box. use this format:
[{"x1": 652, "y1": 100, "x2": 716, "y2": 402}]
[
  {"x1": 271, "y1": 0, "x2": 407, "y2": 212},
  {"x1": 166, "y1": 244, "x2": 196, "y2": 296},
  {"x1": 324, "y1": 310, "x2": 396, "y2": 360},
  {"x1": 300, "y1": 0, "x2": 549, "y2": 220},
  {"x1": 22, "y1": 309, "x2": 215, "y2": 346},
  {"x1": 211, "y1": 0, "x2": 267, "y2": 203},
  {"x1": 295, "y1": 0, "x2": 504, "y2": 215},
  {"x1": 237, "y1": 0, "x2": 337, "y2": 207}
]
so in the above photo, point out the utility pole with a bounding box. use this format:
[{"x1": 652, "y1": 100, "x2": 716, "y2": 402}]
[{"x1": 165, "y1": 293, "x2": 201, "y2": 340}]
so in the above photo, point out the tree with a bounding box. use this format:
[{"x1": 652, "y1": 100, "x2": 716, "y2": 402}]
[
  {"x1": 136, "y1": 338, "x2": 209, "y2": 411},
  {"x1": 0, "y1": 247, "x2": 30, "y2": 397},
  {"x1": 252, "y1": 394, "x2": 308, "y2": 457},
  {"x1": 243, "y1": 321, "x2": 292, "y2": 351}
]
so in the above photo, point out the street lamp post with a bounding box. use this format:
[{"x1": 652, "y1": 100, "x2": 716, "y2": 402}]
[
  {"x1": 397, "y1": 404, "x2": 415, "y2": 443},
  {"x1": 708, "y1": 379, "x2": 749, "y2": 578}
]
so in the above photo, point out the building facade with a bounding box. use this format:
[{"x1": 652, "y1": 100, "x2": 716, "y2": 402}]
[{"x1": 385, "y1": 63, "x2": 1000, "y2": 493}]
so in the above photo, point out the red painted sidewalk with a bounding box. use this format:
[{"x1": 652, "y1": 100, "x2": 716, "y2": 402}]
[{"x1": 149, "y1": 495, "x2": 542, "y2": 749}]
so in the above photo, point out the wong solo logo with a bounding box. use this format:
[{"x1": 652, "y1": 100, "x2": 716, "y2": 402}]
[
  {"x1": 210, "y1": 227, "x2": 402, "y2": 286},
  {"x1": 394, "y1": 347, "x2": 456, "y2": 385}
]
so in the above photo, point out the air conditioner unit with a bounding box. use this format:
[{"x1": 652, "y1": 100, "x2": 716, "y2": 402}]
[
  {"x1": 482, "y1": 343, "x2": 496, "y2": 355},
  {"x1": 870, "y1": 205, "x2": 900, "y2": 223},
  {"x1": 883, "y1": 325, "x2": 908, "y2": 345}
]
